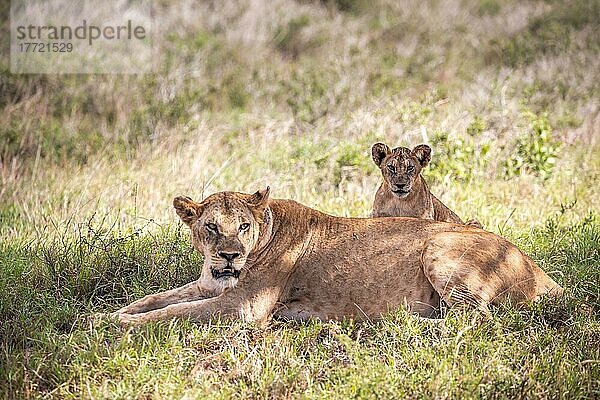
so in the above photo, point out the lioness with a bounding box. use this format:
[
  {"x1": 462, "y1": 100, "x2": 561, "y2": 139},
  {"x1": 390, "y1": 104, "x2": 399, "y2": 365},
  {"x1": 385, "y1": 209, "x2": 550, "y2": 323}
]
[
  {"x1": 115, "y1": 188, "x2": 562, "y2": 326},
  {"x1": 371, "y1": 142, "x2": 482, "y2": 228}
]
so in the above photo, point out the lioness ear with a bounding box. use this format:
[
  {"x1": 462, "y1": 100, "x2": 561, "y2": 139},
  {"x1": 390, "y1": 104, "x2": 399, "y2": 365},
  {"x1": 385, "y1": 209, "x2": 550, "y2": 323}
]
[
  {"x1": 412, "y1": 144, "x2": 431, "y2": 167},
  {"x1": 247, "y1": 187, "x2": 270, "y2": 208},
  {"x1": 246, "y1": 187, "x2": 270, "y2": 223},
  {"x1": 173, "y1": 196, "x2": 203, "y2": 227},
  {"x1": 371, "y1": 143, "x2": 391, "y2": 167}
]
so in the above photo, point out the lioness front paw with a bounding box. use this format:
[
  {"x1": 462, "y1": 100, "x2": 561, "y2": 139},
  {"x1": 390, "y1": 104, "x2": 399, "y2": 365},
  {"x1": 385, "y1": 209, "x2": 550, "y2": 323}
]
[
  {"x1": 116, "y1": 312, "x2": 144, "y2": 326},
  {"x1": 116, "y1": 304, "x2": 137, "y2": 314}
]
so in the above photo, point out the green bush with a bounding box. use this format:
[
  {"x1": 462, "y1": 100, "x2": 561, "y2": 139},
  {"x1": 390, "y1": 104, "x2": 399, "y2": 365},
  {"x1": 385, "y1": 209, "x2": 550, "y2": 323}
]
[
  {"x1": 427, "y1": 131, "x2": 490, "y2": 182},
  {"x1": 333, "y1": 143, "x2": 372, "y2": 186},
  {"x1": 502, "y1": 112, "x2": 560, "y2": 180},
  {"x1": 466, "y1": 115, "x2": 486, "y2": 137}
]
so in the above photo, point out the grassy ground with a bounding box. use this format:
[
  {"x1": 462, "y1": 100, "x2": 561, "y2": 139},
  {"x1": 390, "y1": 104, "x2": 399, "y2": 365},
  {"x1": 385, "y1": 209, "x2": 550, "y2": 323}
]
[
  {"x1": 1, "y1": 216, "x2": 599, "y2": 398},
  {"x1": 1, "y1": 0, "x2": 599, "y2": 398}
]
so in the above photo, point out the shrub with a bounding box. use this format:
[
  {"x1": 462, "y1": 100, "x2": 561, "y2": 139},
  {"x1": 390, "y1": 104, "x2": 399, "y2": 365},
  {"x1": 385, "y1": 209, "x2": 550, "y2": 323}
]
[
  {"x1": 333, "y1": 134, "x2": 379, "y2": 187},
  {"x1": 502, "y1": 112, "x2": 560, "y2": 180},
  {"x1": 427, "y1": 131, "x2": 490, "y2": 182},
  {"x1": 466, "y1": 116, "x2": 486, "y2": 137}
]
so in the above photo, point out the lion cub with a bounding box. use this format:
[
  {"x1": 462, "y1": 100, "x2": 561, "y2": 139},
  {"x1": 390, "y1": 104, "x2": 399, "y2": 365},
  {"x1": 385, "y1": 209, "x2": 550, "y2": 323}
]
[{"x1": 371, "y1": 142, "x2": 481, "y2": 228}]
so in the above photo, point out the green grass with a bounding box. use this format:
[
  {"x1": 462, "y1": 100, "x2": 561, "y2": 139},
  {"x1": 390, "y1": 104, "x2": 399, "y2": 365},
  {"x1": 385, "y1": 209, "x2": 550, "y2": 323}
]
[{"x1": 1, "y1": 214, "x2": 598, "y2": 398}]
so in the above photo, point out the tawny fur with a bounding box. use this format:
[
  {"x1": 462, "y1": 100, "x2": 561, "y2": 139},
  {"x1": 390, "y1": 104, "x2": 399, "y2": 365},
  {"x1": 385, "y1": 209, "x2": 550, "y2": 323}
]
[
  {"x1": 371, "y1": 142, "x2": 482, "y2": 228},
  {"x1": 115, "y1": 189, "x2": 562, "y2": 326}
]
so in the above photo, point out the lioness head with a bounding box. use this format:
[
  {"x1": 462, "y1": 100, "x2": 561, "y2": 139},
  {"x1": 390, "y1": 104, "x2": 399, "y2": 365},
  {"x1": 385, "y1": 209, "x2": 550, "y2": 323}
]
[
  {"x1": 372, "y1": 143, "x2": 431, "y2": 198},
  {"x1": 173, "y1": 188, "x2": 271, "y2": 289}
]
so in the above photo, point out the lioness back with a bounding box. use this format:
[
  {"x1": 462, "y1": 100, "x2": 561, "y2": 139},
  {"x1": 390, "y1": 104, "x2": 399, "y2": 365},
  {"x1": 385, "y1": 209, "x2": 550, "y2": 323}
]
[
  {"x1": 268, "y1": 199, "x2": 558, "y2": 320},
  {"x1": 274, "y1": 202, "x2": 447, "y2": 319}
]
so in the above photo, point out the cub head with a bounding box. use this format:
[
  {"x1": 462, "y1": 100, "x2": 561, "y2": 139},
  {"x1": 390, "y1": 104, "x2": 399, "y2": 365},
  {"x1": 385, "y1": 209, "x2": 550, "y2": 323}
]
[
  {"x1": 173, "y1": 187, "x2": 271, "y2": 289},
  {"x1": 371, "y1": 142, "x2": 431, "y2": 199}
]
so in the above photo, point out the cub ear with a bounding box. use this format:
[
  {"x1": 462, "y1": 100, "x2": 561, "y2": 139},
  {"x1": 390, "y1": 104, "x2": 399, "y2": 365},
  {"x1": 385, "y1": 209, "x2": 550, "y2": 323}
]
[
  {"x1": 246, "y1": 187, "x2": 270, "y2": 223},
  {"x1": 371, "y1": 143, "x2": 391, "y2": 167},
  {"x1": 173, "y1": 196, "x2": 203, "y2": 227},
  {"x1": 412, "y1": 144, "x2": 432, "y2": 167}
]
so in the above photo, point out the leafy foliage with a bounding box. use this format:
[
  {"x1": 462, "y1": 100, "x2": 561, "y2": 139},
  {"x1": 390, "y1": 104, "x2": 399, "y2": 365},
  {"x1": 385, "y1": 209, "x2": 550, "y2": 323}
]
[
  {"x1": 503, "y1": 112, "x2": 560, "y2": 180},
  {"x1": 427, "y1": 131, "x2": 490, "y2": 182}
]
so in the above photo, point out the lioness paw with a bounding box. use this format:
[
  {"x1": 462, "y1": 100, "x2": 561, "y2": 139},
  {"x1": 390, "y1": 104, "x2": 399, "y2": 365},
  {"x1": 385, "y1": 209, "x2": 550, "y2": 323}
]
[{"x1": 117, "y1": 312, "x2": 143, "y2": 326}]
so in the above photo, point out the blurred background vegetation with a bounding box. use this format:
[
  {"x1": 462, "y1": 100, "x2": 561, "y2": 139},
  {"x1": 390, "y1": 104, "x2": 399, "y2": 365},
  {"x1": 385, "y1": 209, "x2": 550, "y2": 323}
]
[
  {"x1": 1, "y1": 1, "x2": 600, "y2": 398},
  {"x1": 1, "y1": 0, "x2": 598, "y2": 239}
]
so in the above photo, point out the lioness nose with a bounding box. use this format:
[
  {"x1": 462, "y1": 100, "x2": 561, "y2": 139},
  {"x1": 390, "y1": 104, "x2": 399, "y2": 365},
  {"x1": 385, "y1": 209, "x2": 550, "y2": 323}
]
[{"x1": 218, "y1": 252, "x2": 240, "y2": 262}]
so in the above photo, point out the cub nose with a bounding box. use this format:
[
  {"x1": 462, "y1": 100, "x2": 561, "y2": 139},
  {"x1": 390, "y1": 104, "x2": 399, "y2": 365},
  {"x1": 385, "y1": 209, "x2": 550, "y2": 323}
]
[
  {"x1": 394, "y1": 184, "x2": 408, "y2": 191},
  {"x1": 218, "y1": 252, "x2": 241, "y2": 262}
]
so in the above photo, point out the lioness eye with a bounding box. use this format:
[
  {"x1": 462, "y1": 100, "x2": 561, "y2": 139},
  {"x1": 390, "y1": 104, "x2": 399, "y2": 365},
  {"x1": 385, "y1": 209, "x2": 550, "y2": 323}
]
[
  {"x1": 239, "y1": 223, "x2": 250, "y2": 231},
  {"x1": 387, "y1": 164, "x2": 396, "y2": 174},
  {"x1": 206, "y1": 223, "x2": 218, "y2": 233}
]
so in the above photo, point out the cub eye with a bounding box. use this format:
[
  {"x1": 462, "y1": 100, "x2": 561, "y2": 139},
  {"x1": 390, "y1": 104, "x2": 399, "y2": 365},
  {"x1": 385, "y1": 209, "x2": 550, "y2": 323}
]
[
  {"x1": 406, "y1": 164, "x2": 415, "y2": 173},
  {"x1": 387, "y1": 164, "x2": 396, "y2": 174},
  {"x1": 239, "y1": 223, "x2": 250, "y2": 232},
  {"x1": 205, "y1": 223, "x2": 218, "y2": 233}
]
